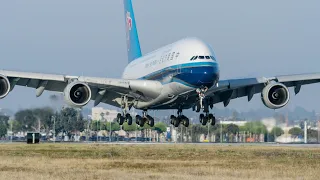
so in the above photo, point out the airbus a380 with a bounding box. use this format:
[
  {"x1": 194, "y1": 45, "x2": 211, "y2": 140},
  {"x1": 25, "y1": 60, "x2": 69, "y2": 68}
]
[{"x1": 0, "y1": 0, "x2": 319, "y2": 127}]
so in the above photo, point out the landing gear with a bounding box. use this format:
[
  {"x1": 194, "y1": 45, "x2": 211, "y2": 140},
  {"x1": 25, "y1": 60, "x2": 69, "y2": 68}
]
[
  {"x1": 135, "y1": 110, "x2": 155, "y2": 127},
  {"x1": 170, "y1": 109, "x2": 190, "y2": 127},
  {"x1": 199, "y1": 113, "x2": 216, "y2": 126},
  {"x1": 117, "y1": 113, "x2": 133, "y2": 125}
]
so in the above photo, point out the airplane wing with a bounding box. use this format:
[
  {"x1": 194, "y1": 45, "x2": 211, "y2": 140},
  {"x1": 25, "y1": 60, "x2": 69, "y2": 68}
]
[
  {"x1": 0, "y1": 70, "x2": 162, "y2": 108},
  {"x1": 206, "y1": 73, "x2": 320, "y2": 107}
]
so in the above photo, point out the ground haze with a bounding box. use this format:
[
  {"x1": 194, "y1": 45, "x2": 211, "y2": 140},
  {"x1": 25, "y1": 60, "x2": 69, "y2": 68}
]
[{"x1": 0, "y1": 143, "x2": 319, "y2": 180}]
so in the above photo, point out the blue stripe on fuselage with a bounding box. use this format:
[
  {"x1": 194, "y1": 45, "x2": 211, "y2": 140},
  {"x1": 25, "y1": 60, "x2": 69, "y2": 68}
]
[{"x1": 140, "y1": 61, "x2": 219, "y2": 88}]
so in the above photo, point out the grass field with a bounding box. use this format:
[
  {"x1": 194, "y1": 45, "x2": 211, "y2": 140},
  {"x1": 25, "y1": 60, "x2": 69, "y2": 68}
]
[{"x1": 0, "y1": 143, "x2": 319, "y2": 180}]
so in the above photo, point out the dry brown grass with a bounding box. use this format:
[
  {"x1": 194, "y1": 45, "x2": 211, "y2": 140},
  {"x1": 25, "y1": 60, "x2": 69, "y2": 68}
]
[{"x1": 0, "y1": 143, "x2": 319, "y2": 180}]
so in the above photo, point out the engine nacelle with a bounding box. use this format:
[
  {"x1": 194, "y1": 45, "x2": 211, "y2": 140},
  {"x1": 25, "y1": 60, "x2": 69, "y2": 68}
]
[
  {"x1": 261, "y1": 82, "x2": 290, "y2": 109},
  {"x1": 0, "y1": 75, "x2": 11, "y2": 99},
  {"x1": 63, "y1": 81, "x2": 91, "y2": 108}
]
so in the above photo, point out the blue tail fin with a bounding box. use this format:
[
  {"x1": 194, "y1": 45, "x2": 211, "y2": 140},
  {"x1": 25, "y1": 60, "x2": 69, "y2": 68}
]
[{"x1": 123, "y1": 0, "x2": 142, "y2": 63}]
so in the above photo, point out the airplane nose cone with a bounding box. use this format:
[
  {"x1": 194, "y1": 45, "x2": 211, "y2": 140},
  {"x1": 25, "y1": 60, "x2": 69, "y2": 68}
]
[{"x1": 173, "y1": 63, "x2": 219, "y2": 88}]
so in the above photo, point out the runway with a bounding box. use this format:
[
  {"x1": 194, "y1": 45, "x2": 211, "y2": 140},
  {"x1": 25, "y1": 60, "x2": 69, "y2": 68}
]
[{"x1": 78, "y1": 142, "x2": 320, "y2": 148}]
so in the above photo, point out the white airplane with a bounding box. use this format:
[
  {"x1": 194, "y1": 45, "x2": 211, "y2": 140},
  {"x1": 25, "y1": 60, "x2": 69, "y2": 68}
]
[{"x1": 0, "y1": 0, "x2": 318, "y2": 128}]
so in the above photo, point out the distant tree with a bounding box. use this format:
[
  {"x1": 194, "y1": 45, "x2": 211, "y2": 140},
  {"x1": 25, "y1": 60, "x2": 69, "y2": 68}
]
[
  {"x1": 271, "y1": 127, "x2": 284, "y2": 137},
  {"x1": 288, "y1": 127, "x2": 303, "y2": 138},
  {"x1": 105, "y1": 122, "x2": 121, "y2": 132},
  {"x1": 307, "y1": 129, "x2": 318, "y2": 139},
  {"x1": 0, "y1": 115, "x2": 9, "y2": 127},
  {"x1": 226, "y1": 124, "x2": 239, "y2": 135},
  {"x1": 55, "y1": 107, "x2": 85, "y2": 137},
  {"x1": 122, "y1": 122, "x2": 137, "y2": 131},
  {"x1": 0, "y1": 115, "x2": 8, "y2": 138},
  {"x1": 8, "y1": 120, "x2": 21, "y2": 133},
  {"x1": 153, "y1": 122, "x2": 167, "y2": 134},
  {"x1": 33, "y1": 107, "x2": 54, "y2": 132},
  {"x1": 243, "y1": 121, "x2": 267, "y2": 134},
  {"x1": 15, "y1": 109, "x2": 37, "y2": 131},
  {"x1": 0, "y1": 123, "x2": 7, "y2": 138}
]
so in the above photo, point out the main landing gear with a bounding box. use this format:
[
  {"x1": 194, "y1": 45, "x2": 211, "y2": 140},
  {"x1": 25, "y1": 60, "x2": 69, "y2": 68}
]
[
  {"x1": 135, "y1": 110, "x2": 155, "y2": 127},
  {"x1": 170, "y1": 109, "x2": 190, "y2": 128}
]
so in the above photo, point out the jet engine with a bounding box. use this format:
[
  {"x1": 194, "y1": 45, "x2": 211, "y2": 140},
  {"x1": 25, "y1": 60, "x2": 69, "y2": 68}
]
[
  {"x1": 0, "y1": 75, "x2": 11, "y2": 99},
  {"x1": 63, "y1": 81, "x2": 91, "y2": 108},
  {"x1": 261, "y1": 82, "x2": 289, "y2": 109}
]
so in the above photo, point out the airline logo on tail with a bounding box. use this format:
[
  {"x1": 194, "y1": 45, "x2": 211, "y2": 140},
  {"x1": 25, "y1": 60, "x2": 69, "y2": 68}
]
[{"x1": 126, "y1": 11, "x2": 133, "y2": 51}]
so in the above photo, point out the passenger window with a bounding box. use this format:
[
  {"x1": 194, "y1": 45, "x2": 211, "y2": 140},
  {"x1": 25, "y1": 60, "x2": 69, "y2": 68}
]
[
  {"x1": 199, "y1": 56, "x2": 205, "y2": 59},
  {"x1": 205, "y1": 56, "x2": 210, "y2": 59}
]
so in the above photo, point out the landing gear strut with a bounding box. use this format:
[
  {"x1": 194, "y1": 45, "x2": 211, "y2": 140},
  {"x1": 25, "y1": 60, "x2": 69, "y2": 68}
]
[
  {"x1": 135, "y1": 110, "x2": 155, "y2": 127},
  {"x1": 170, "y1": 109, "x2": 190, "y2": 128}
]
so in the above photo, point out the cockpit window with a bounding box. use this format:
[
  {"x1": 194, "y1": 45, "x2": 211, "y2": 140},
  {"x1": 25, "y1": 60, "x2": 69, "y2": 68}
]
[
  {"x1": 199, "y1": 56, "x2": 205, "y2": 59},
  {"x1": 210, "y1": 56, "x2": 216, "y2": 61},
  {"x1": 205, "y1": 56, "x2": 210, "y2": 59},
  {"x1": 190, "y1": 56, "x2": 195, "y2": 60}
]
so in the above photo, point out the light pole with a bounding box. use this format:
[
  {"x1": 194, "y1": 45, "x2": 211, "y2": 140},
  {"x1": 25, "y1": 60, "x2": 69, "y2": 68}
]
[
  {"x1": 220, "y1": 118, "x2": 223, "y2": 143},
  {"x1": 51, "y1": 115, "x2": 56, "y2": 143}
]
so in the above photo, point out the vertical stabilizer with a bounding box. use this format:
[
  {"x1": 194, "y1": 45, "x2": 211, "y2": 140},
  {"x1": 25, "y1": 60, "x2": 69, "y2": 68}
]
[{"x1": 123, "y1": 0, "x2": 142, "y2": 62}]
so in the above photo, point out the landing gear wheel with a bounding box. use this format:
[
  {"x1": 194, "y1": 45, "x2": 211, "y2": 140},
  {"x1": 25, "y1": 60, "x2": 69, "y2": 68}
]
[
  {"x1": 119, "y1": 116, "x2": 125, "y2": 125},
  {"x1": 147, "y1": 115, "x2": 154, "y2": 127},
  {"x1": 208, "y1": 113, "x2": 215, "y2": 126},
  {"x1": 136, "y1": 115, "x2": 141, "y2": 125},
  {"x1": 211, "y1": 116, "x2": 216, "y2": 126},
  {"x1": 126, "y1": 114, "x2": 132, "y2": 125},
  {"x1": 139, "y1": 118, "x2": 146, "y2": 127},
  {"x1": 117, "y1": 113, "x2": 125, "y2": 125},
  {"x1": 170, "y1": 115, "x2": 176, "y2": 125},
  {"x1": 181, "y1": 115, "x2": 189, "y2": 127},
  {"x1": 173, "y1": 117, "x2": 180, "y2": 127},
  {"x1": 199, "y1": 114, "x2": 205, "y2": 124},
  {"x1": 200, "y1": 114, "x2": 207, "y2": 126}
]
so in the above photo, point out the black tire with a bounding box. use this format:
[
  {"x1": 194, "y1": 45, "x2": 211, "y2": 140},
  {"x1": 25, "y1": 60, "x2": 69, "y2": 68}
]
[
  {"x1": 126, "y1": 114, "x2": 133, "y2": 125},
  {"x1": 119, "y1": 116, "x2": 125, "y2": 125},
  {"x1": 202, "y1": 116, "x2": 208, "y2": 126},
  {"x1": 184, "y1": 118, "x2": 190, "y2": 127},
  {"x1": 135, "y1": 115, "x2": 141, "y2": 125},
  {"x1": 149, "y1": 117, "x2": 154, "y2": 127},
  {"x1": 146, "y1": 115, "x2": 154, "y2": 127},
  {"x1": 199, "y1": 114, "x2": 204, "y2": 124},
  {"x1": 211, "y1": 116, "x2": 216, "y2": 126},
  {"x1": 117, "y1": 113, "x2": 122, "y2": 123},
  {"x1": 140, "y1": 118, "x2": 147, "y2": 127},
  {"x1": 173, "y1": 117, "x2": 180, "y2": 127}
]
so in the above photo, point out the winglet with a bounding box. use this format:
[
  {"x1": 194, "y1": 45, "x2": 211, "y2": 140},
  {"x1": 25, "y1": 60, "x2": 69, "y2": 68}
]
[{"x1": 123, "y1": 0, "x2": 142, "y2": 63}]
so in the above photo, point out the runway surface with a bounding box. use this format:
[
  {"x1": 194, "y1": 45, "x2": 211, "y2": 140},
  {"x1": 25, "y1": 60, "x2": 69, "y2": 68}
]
[{"x1": 2, "y1": 141, "x2": 320, "y2": 147}]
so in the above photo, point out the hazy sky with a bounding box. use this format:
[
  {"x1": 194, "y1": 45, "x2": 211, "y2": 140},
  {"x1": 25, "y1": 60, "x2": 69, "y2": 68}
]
[{"x1": 0, "y1": 0, "x2": 320, "y2": 112}]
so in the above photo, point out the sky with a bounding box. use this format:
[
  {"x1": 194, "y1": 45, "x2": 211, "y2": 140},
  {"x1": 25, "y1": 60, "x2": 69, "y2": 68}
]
[{"x1": 0, "y1": 0, "x2": 320, "y2": 112}]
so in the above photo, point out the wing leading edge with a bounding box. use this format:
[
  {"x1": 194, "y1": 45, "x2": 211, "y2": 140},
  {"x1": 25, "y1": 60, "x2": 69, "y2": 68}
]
[
  {"x1": 0, "y1": 70, "x2": 163, "y2": 108},
  {"x1": 207, "y1": 73, "x2": 320, "y2": 107}
]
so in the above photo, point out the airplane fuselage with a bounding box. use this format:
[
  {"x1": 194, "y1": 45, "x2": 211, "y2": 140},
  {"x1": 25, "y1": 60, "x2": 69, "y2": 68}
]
[{"x1": 122, "y1": 37, "x2": 220, "y2": 108}]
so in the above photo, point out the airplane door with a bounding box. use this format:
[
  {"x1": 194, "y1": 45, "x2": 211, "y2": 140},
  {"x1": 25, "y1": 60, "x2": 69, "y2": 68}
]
[{"x1": 175, "y1": 52, "x2": 181, "y2": 74}]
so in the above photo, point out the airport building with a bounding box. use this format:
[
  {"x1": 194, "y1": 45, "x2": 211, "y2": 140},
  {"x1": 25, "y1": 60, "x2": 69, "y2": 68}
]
[{"x1": 91, "y1": 107, "x2": 120, "y2": 122}]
